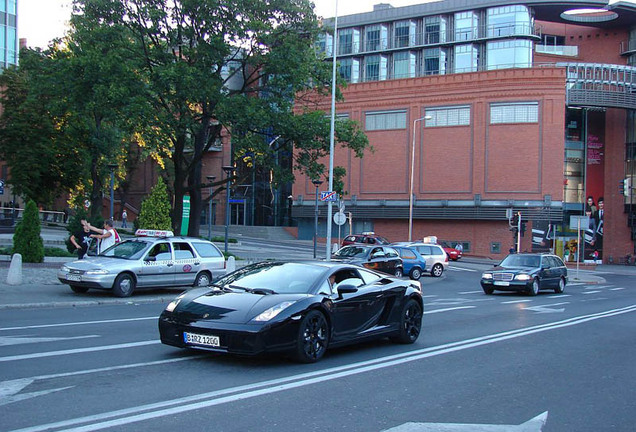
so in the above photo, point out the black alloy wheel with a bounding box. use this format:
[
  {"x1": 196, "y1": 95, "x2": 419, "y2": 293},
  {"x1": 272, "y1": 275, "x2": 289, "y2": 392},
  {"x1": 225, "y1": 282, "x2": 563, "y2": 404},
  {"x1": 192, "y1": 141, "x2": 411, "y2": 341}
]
[
  {"x1": 391, "y1": 299, "x2": 422, "y2": 344},
  {"x1": 70, "y1": 285, "x2": 89, "y2": 294},
  {"x1": 295, "y1": 310, "x2": 330, "y2": 363},
  {"x1": 113, "y1": 273, "x2": 136, "y2": 297}
]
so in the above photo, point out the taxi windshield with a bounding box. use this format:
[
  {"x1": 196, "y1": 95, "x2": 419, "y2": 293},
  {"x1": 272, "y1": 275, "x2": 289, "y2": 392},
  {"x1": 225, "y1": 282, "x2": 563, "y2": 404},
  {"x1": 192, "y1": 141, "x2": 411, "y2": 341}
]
[{"x1": 100, "y1": 240, "x2": 151, "y2": 260}]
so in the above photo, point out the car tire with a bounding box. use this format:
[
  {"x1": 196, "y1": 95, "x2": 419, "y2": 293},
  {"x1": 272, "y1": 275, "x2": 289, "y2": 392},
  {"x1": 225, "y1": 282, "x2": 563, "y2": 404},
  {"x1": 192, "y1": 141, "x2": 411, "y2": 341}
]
[
  {"x1": 554, "y1": 277, "x2": 566, "y2": 294},
  {"x1": 194, "y1": 271, "x2": 212, "y2": 287},
  {"x1": 70, "y1": 285, "x2": 89, "y2": 294},
  {"x1": 409, "y1": 267, "x2": 422, "y2": 280},
  {"x1": 112, "y1": 273, "x2": 135, "y2": 297},
  {"x1": 390, "y1": 299, "x2": 422, "y2": 344},
  {"x1": 431, "y1": 263, "x2": 444, "y2": 277},
  {"x1": 528, "y1": 278, "x2": 540, "y2": 296},
  {"x1": 483, "y1": 287, "x2": 494, "y2": 295},
  {"x1": 394, "y1": 267, "x2": 403, "y2": 278},
  {"x1": 294, "y1": 310, "x2": 329, "y2": 363}
]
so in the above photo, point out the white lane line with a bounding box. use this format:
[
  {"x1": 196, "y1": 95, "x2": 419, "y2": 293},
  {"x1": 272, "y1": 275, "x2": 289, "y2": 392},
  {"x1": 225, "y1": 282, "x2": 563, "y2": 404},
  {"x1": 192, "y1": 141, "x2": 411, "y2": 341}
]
[
  {"x1": 458, "y1": 291, "x2": 483, "y2": 295},
  {"x1": 10, "y1": 305, "x2": 636, "y2": 432},
  {"x1": 424, "y1": 306, "x2": 476, "y2": 314},
  {"x1": 610, "y1": 288, "x2": 625, "y2": 291},
  {"x1": 547, "y1": 294, "x2": 572, "y2": 299},
  {"x1": 421, "y1": 295, "x2": 438, "y2": 298},
  {"x1": 567, "y1": 282, "x2": 585, "y2": 286},
  {"x1": 0, "y1": 317, "x2": 157, "y2": 332},
  {"x1": 0, "y1": 341, "x2": 159, "y2": 363},
  {"x1": 448, "y1": 267, "x2": 478, "y2": 272},
  {"x1": 582, "y1": 290, "x2": 601, "y2": 295},
  {"x1": 501, "y1": 300, "x2": 532, "y2": 304}
]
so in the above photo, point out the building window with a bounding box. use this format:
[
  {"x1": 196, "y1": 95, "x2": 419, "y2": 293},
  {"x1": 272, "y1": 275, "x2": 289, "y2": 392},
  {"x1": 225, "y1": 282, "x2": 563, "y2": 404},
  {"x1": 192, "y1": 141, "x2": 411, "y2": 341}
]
[
  {"x1": 339, "y1": 58, "x2": 360, "y2": 83},
  {"x1": 486, "y1": 40, "x2": 532, "y2": 70},
  {"x1": 424, "y1": 47, "x2": 447, "y2": 75},
  {"x1": 490, "y1": 102, "x2": 538, "y2": 124},
  {"x1": 339, "y1": 28, "x2": 360, "y2": 55},
  {"x1": 365, "y1": 24, "x2": 388, "y2": 52},
  {"x1": 454, "y1": 11, "x2": 479, "y2": 41},
  {"x1": 425, "y1": 16, "x2": 447, "y2": 44},
  {"x1": 364, "y1": 55, "x2": 387, "y2": 81},
  {"x1": 393, "y1": 51, "x2": 416, "y2": 79},
  {"x1": 454, "y1": 44, "x2": 479, "y2": 73},
  {"x1": 365, "y1": 110, "x2": 407, "y2": 131},
  {"x1": 491, "y1": 242, "x2": 501, "y2": 254},
  {"x1": 318, "y1": 33, "x2": 333, "y2": 56},
  {"x1": 395, "y1": 20, "x2": 416, "y2": 48},
  {"x1": 425, "y1": 106, "x2": 471, "y2": 127},
  {"x1": 486, "y1": 5, "x2": 531, "y2": 37}
]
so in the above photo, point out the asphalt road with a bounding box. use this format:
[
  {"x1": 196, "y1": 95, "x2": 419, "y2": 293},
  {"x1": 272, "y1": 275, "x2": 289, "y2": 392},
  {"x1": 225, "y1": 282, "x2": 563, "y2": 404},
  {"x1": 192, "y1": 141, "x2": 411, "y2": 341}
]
[{"x1": 1, "y1": 260, "x2": 634, "y2": 432}]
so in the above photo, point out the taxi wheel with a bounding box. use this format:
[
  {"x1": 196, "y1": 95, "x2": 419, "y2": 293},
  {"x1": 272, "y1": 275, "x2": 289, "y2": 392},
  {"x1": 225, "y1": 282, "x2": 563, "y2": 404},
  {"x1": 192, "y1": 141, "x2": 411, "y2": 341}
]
[
  {"x1": 194, "y1": 271, "x2": 212, "y2": 287},
  {"x1": 113, "y1": 273, "x2": 135, "y2": 297},
  {"x1": 70, "y1": 285, "x2": 89, "y2": 294},
  {"x1": 431, "y1": 263, "x2": 444, "y2": 277}
]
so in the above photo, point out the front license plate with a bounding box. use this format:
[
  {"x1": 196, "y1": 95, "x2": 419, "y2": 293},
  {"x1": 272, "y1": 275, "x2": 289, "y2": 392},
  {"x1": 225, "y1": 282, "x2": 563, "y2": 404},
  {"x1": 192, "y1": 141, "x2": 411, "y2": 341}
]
[
  {"x1": 494, "y1": 281, "x2": 509, "y2": 286},
  {"x1": 184, "y1": 332, "x2": 220, "y2": 348},
  {"x1": 66, "y1": 274, "x2": 81, "y2": 282}
]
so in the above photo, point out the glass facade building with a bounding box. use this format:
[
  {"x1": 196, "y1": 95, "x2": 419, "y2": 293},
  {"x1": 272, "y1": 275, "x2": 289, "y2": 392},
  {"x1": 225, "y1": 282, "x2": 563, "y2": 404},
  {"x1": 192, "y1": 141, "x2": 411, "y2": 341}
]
[{"x1": 0, "y1": 0, "x2": 17, "y2": 69}]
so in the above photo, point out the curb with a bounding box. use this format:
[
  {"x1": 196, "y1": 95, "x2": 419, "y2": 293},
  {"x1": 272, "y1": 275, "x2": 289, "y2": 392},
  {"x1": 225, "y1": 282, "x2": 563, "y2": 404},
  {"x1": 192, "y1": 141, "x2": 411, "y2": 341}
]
[{"x1": 0, "y1": 296, "x2": 174, "y2": 310}]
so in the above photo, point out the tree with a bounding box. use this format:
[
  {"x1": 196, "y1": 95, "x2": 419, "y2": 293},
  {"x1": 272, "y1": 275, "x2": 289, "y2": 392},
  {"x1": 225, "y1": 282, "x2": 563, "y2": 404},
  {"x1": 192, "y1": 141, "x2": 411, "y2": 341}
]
[
  {"x1": 137, "y1": 177, "x2": 173, "y2": 231},
  {"x1": 71, "y1": 0, "x2": 370, "y2": 235},
  {"x1": 13, "y1": 200, "x2": 44, "y2": 263}
]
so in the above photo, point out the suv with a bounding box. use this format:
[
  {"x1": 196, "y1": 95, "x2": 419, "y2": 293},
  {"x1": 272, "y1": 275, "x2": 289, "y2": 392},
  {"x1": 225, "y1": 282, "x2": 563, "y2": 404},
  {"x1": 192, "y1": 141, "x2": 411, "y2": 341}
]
[
  {"x1": 341, "y1": 232, "x2": 390, "y2": 247},
  {"x1": 393, "y1": 243, "x2": 448, "y2": 277},
  {"x1": 58, "y1": 230, "x2": 226, "y2": 297}
]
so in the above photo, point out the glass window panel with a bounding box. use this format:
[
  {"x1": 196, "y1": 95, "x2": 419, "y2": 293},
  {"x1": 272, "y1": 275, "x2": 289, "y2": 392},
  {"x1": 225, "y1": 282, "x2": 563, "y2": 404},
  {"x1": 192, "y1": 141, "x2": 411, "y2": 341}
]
[
  {"x1": 487, "y1": 5, "x2": 531, "y2": 37},
  {"x1": 425, "y1": 16, "x2": 447, "y2": 44},
  {"x1": 455, "y1": 11, "x2": 479, "y2": 41},
  {"x1": 365, "y1": 111, "x2": 407, "y2": 131},
  {"x1": 490, "y1": 102, "x2": 539, "y2": 124},
  {"x1": 425, "y1": 106, "x2": 471, "y2": 127},
  {"x1": 486, "y1": 40, "x2": 532, "y2": 70},
  {"x1": 395, "y1": 21, "x2": 415, "y2": 48},
  {"x1": 454, "y1": 44, "x2": 478, "y2": 73}
]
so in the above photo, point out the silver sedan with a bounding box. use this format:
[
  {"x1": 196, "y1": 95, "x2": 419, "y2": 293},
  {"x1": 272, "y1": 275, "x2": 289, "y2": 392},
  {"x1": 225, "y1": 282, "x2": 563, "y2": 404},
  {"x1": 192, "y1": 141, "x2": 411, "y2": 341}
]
[{"x1": 57, "y1": 236, "x2": 226, "y2": 297}]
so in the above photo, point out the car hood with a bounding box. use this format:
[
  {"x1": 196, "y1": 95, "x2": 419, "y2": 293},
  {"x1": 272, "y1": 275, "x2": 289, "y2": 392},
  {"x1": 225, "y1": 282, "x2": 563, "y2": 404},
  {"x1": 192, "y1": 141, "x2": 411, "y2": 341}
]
[
  {"x1": 175, "y1": 290, "x2": 311, "y2": 324},
  {"x1": 491, "y1": 265, "x2": 539, "y2": 273},
  {"x1": 62, "y1": 257, "x2": 123, "y2": 270}
]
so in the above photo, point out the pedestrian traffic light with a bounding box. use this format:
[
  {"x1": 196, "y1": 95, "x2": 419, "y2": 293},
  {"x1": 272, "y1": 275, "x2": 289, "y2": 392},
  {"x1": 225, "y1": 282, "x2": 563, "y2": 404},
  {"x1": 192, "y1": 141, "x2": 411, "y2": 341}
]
[{"x1": 620, "y1": 177, "x2": 631, "y2": 197}]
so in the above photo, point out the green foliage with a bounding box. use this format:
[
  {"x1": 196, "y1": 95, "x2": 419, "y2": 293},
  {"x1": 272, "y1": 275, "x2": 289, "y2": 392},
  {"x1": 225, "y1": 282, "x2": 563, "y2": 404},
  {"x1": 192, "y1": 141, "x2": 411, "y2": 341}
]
[
  {"x1": 12, "y1": 200, "x2": 44, "y2": 263},
  {"x1": 0, "y1": 246, "x2": 75, "y2": 257},
  {"x1": 137, "y1": 178, "x2": 173, "y2": 230}
]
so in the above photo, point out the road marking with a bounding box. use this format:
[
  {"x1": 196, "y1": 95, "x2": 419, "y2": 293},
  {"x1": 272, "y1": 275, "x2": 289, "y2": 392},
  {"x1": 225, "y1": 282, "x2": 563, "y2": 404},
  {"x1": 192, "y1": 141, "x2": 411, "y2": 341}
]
[
  {"x1": 0, "y1": 378, "x2": 73, "y2": 407},
  {"x1": 458, "y1": 290, "x2": 483, "y2": 295},
  {"x1": 547, "y1": 294, "x2": 571, "y2": 299},
  {"x1": 501, "y1": 300, "x2": 532, "y2": 304},
  {"x1": 524, "y1": 302, "x2": 569, "y2": 314},
  {"x1": 425, "y1": 306, "x2": 476, "y2": 314},
  {"x1": 582, "y1": 290, "x2": 601, "y2": 294},
  {"x1": 448, "y1": 266, "x2": 477, "y2": 272},
  {"x1": 8, "y1": 305, "x2": 635, "y2": 432},
  {"x1": 384, "y1": 411, "x2": 548, "y2": 431},
  {"x1": 567, "y1": 282, "x2": 585, "y2": 286},
  {"x1": 0, "y1": 335, "x2": 99, "y2": 347},
  {"x1": 0, "y1": 340, "x2": 159, "y2": 363},
  {"x1": 421, "y1": 295, "x2": 438, "y2": 298},
  {"x1": 0, "y1": 317, "x2": 157, "y2": 332},
  {"x1": 610, "y1": 288, "x2": 625, "y2": 291}
]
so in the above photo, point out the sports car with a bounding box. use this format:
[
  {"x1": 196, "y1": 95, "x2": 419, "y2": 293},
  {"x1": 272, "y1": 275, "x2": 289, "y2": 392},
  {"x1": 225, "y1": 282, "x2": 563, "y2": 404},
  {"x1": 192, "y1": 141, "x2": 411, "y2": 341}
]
[{"x1": 158, "y1": 260, "x2": 423, "y2": 363}]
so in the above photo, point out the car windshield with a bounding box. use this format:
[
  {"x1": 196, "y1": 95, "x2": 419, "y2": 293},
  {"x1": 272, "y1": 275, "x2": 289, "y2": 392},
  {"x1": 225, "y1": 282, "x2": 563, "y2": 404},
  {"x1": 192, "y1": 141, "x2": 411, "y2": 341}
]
[
  {"x1": 333, "y1": 246, "x2": 369, "y2": 258},
  {"x1": 214, "y1": 262, "x2": 325, "y2": 294},
  {"x1": 500, "y1": 254, "x2": 541, "y2": 268},
  {"x1": 100, "y1": 239, "x2": 151, "y2": 260}
]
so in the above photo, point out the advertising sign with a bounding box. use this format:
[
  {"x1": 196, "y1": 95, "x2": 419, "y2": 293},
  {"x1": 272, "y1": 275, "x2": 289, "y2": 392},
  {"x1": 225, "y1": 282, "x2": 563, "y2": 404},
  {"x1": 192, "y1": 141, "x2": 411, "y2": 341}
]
[{"x1": 180, "y1": 196, "x2": 190, "y2": 236}]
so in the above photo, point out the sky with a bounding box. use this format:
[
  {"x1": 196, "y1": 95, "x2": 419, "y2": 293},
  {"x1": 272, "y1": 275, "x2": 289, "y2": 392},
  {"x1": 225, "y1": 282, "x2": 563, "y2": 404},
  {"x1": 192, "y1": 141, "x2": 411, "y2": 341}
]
[{"x1": 16, "y1": 0, "x2": 634, "y2": 49}]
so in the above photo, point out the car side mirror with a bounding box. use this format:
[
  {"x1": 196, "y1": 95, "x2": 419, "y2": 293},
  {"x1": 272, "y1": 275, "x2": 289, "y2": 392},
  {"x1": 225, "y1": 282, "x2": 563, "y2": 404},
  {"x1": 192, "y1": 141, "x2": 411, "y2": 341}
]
[
  {"x1": 144, "y1": 256, "x2": 156, "y2": 262},
  {"x1": 338, "y1": 284, "x2": 358, "y2": 295}
]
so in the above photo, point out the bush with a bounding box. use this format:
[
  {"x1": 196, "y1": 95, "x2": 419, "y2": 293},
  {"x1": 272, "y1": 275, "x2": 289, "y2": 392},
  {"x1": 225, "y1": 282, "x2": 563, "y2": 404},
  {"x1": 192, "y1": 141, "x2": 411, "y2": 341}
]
[
  {"x1": 13, "y1": 200, "x2": 44, "y2": 263},
  {"x1": 137, "y1": 177, "x2": 172, "y2": 230}
]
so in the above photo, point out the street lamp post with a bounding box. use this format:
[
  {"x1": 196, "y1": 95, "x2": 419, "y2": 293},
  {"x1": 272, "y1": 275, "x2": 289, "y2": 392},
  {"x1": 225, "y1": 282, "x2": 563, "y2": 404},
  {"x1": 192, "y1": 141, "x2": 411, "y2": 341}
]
[
  {"x1": 222, "y1": 166, "x2": 235, "y2": 254},
  {"x1": 107, "y1": 163, "x2": 118, "y2": 222},
  {"x1": 206, "y1": 175, "x2": 216, "y2": 241},
  {"x1": 408, "y1": 115, "x2": 431, "y2": 242},
  {"x1": 312, "y1": 179, "x2": 323, "y2": 259}
]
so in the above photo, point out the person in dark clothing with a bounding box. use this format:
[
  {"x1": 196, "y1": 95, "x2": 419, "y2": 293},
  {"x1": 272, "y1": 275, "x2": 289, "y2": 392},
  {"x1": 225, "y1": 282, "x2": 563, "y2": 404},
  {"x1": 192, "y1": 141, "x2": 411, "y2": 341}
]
[{"x1": 70, "y1": 219, "x2": 92, "y2": 259}]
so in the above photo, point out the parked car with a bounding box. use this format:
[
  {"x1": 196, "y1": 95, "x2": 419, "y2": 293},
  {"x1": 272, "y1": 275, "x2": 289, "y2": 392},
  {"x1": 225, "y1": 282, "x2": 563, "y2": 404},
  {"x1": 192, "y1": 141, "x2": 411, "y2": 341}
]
[
  {"x1": 393, "y1": 243, "x2": 448, "y2": 277},
  {"x1": 440, "y1": 242, "x2": 462, "y2": 261},
  {"x1": 480, "y1": 253, "x2": 568, "y2": 295},
  {"x1": 57, "y1": 230, "x2": 226, "y2": 297},
  {"x1": 341, "y1": 232, "x2": 390, "y2": 247},
  {"x1": 158, "y1": 260, "x2": 423, "y2": 363},
  {"x1": 393, "y1": 246, "x2": 428, "y2": 280},
  {"x1": 332, "y1": 244, "x2": 403, "y2": 277}
]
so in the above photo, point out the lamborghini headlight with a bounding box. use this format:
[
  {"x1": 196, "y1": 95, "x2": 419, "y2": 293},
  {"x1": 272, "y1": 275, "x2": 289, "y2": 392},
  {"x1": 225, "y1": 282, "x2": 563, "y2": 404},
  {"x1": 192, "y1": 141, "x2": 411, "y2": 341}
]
[
  {"x1": 252, "y1": 301, "x2": 296, "y2": 322},
  {"x1": 165, "y1": 293, "x2": 187, "y2": 313}
]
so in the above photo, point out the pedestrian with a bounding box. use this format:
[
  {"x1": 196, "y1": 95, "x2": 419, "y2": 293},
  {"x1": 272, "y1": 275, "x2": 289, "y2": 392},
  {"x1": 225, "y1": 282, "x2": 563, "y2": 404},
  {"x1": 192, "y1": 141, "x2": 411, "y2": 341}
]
[
  {"x1": 87, "y1": 219, "x2": 117, "y2": 254},
  {"x1": 70, "y1": 219, "x2": 92, "y2": 259},
  {"x1": 122, "y1": 209, "x2": 128, "y2": 228},
  {"x1": 509, "y1": 245, "x2": 516, "y2": 254},
  {"x1": 454, "y1": 242, "x2": 463, "y2": 253}
]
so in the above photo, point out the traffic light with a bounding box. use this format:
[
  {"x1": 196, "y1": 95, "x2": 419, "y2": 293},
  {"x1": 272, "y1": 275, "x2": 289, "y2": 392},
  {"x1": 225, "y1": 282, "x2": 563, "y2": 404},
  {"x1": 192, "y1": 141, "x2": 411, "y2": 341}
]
[
  {"x1": 520, "y1": 222, "x2": 527, "y2": 237},
  {"x1": 619, "y1": 179, "x2": 626, "y2": 195},
  {"x1": 510, "y1": 213, "x2": 518, "y2": 232},
  {"x1": 622, "y1": 178, "x2": 631, "y2": 197}
]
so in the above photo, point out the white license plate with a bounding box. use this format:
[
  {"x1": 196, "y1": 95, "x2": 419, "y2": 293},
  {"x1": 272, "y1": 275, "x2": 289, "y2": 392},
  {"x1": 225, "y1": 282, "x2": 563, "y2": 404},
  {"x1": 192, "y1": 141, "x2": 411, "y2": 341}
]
[
  {"x1": 66, "y1": 274, "x2": 81, "y2": 282},
  {"x1": 494, "y1": 281, "x2": 510, "y2": 286},
  {"x1": 184, "y1": 332, "x2": 220, "y2": 347}
]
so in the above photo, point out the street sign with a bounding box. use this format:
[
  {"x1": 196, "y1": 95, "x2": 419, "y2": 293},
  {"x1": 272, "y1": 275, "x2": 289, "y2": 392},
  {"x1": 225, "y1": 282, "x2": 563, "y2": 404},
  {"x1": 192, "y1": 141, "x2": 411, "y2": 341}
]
[
  {"x1": 333, "y1": 211, "x2": 346, "y2": 226},
  {"x1": 570, "y1": 215, "x2": 589, "y2": 230},
  {"x1": 320, "y1": 191, "x2": 338, "y2": 202}
]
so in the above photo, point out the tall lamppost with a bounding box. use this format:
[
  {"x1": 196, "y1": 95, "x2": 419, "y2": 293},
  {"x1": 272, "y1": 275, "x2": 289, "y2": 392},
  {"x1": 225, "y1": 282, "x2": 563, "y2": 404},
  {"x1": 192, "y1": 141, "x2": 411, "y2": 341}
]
[
  {"x1": 222, "y1": 166, "x2": 235, "y2": 254},
  {"x1": 206, "y1": 175, "x2": 216, "y2": 241},
  {"x1": 107, "y1": 163, "x2": 118, "y2": 222},
  {"x1": 325, "y1": 0, "x2": 339, "y2": 261},
  {"x1": 408, "y1": 115, "x2": 432, "y2": 242},
  {"x1": 312, "y1": 179, "x2": 323, "y2": 259}
]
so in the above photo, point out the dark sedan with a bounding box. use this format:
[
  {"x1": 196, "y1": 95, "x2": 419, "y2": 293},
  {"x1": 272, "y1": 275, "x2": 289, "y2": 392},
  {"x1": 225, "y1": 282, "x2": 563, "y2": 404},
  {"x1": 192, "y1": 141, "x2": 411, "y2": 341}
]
[
  {"x1": 480, "y1": 253, "x2": 568, "y2": 295},
  {"x1": 159, "y1": 261, "x2": 423, "y2": 363},
  {"x1": 332, "y1": 245, "x2": 404, "y2": 277}
]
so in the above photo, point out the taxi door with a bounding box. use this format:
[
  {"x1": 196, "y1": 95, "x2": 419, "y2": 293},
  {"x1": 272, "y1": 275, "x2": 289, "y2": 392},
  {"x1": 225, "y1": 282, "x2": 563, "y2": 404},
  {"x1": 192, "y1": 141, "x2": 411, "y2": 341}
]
[
  {"x1": 138, "y1": 242, "x2": 176, "y2": 287},
  {"x1": 172, "y1": 242, "x2": 199, "y2": 286}
]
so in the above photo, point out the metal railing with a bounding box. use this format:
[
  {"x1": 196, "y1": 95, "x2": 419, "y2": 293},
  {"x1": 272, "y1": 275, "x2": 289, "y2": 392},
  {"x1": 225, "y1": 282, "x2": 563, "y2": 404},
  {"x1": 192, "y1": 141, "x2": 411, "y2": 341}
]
[{"x1": 561, "y1": 63, "x2": 636, "y2": 110}]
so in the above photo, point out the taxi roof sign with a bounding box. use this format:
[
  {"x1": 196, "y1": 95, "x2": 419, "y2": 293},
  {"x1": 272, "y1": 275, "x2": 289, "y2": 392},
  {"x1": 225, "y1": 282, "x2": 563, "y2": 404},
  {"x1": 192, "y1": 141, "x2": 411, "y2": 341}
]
[{"x1": 135, "y1": 229, "x2": 174, "y2": 237}]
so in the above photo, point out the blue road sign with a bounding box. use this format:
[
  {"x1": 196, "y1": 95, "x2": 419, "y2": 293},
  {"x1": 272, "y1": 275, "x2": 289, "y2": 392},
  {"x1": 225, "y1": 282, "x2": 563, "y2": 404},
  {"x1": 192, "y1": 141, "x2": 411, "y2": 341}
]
[{"x1": 320, "y1": 191, "x2": 338, "y2": 202}]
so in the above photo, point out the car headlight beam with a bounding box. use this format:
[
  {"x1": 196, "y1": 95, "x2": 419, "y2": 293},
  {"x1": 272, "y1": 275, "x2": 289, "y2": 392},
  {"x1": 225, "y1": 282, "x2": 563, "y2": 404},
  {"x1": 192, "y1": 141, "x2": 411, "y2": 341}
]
[
  {"x1": 252, "y1": 301, "x2": 296, "y2": 322},
  {"x1": 482, "y1": 273, "x2": 493, "y2": 279},
  {"x1": 515, "y1": 274, "x2": 532, "y2": 281},
  {"x1": 85, "y1": 269, "x2": 109, "y2": 275}
]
